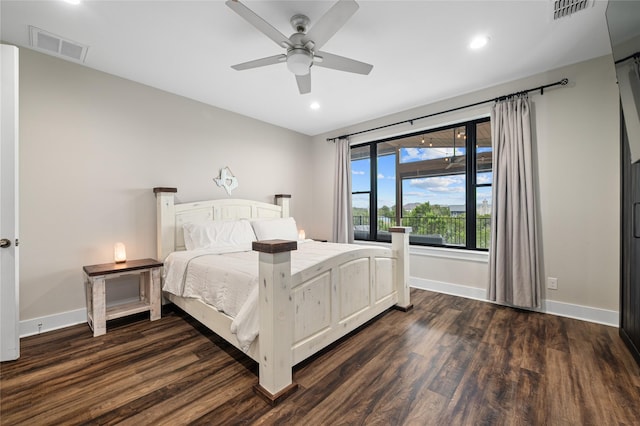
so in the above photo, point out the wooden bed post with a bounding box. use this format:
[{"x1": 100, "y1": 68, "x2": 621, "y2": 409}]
[
  {"x1": 153, "y1": 187, "x2": 177, "y2": 261},
  {"x1": 274, "y1": 194, "x2": 291, "y2": 218},
  {"x1": 251, "y1": 239, "x2": 299, "y2": 405},
  {"x1": 390, "y1": 227, "x2": 413, "y2": 311}
]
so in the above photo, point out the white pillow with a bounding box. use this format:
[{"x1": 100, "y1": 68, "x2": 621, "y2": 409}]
[
  {"x1": 251, "y1": 217, "x2": 299, "y2": 241},
  {"x1": 183, "y1": 226, "x2": 196, "y2": 251},
  {"x1": 182, "y1": 219, "x2": 256, "y2": 251}
]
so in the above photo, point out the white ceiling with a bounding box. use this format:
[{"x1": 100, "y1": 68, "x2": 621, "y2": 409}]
[{"x1": 1, "y1": 0, "x2": 613, "y2": 136}]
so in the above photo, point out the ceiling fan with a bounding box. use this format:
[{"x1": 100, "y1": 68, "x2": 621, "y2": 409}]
[
  {"x1": 445, "y1": 130, "x2": 465, "y2": 169},
  {"x1": 225, "y1": 0, "x2": 373, "y2": 94}
]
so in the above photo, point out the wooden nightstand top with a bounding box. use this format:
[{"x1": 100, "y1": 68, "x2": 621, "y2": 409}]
[{"x1": 83, "y1": 258, "x2": 163, "y2": 277}]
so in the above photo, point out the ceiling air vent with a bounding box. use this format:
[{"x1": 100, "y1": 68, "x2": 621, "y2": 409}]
[
  {"x1": 28, "y1": 26, "x2": 88, "y2": 63},
  {"x1": 552, "y1": 0, "x2": 592, "y2": 19}
]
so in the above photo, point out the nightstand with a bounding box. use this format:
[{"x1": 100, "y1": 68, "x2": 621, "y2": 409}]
[{"x1": 83, "y1": 258, "x2": 163, "y2": 337}]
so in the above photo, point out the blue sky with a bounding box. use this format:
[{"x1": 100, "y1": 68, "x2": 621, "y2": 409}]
[{"x1": 352, "y1": 148, "x2": 492, "y2": 210}]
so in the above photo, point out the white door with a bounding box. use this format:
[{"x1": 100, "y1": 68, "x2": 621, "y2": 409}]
[{"x1": 1, "y1": 44, "x2": 20, "y2": 361}]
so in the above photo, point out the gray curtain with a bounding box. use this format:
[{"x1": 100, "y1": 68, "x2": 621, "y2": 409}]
[
  {"x1": 488, "y1": 94, "x2": 541, "y2": 308},
  {"x1": 333, "y1": 137, "x2": 354, "y2": 243}
]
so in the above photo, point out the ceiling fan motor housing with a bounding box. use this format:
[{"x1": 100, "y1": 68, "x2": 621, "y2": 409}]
[{"x1": 290, "y1": 14, "x2": 310, "y2": 33}]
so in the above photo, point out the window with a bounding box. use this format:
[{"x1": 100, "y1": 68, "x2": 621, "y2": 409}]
[
  {"x1": 351, "y1": 118, "x2": 492, "y2": 250},
  {"x1": 351, "y1": 145, "x2": 371, "y2": 240}
]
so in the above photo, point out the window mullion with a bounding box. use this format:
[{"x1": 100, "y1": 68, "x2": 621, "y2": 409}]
[
  {"x1": 466, "y1": 121, "x2": 477, "y2": 249},
  {"x1": 370, "y1": 143, "x2": 377, "y2": 241}
]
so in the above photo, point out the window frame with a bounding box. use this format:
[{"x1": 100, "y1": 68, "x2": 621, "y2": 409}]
[{"x1": 351, "y1": 117, "x2": 491, "y2": 251}]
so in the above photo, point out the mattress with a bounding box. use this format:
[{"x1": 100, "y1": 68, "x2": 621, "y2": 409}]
[{"x1": 163, "y1": 240, "x2": 370, "y2": 352}]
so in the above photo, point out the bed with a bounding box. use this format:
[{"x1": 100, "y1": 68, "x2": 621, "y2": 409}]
[{"x1": 153, "y1": 187, "x2": 411, "y2": 404}]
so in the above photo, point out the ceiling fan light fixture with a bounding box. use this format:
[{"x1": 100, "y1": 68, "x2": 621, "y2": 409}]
[{"x1": 287, "y1": 48, "x2": 313, "y2": 75}]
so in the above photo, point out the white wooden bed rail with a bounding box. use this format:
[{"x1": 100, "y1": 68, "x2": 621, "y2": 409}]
[{"x1": 153, "y1": 188, "x2": 411, "y2": 405}]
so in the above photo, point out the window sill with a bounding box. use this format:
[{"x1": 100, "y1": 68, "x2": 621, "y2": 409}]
[{"x1": 354, "y1": 240, "x2": 489, "y2": 263}]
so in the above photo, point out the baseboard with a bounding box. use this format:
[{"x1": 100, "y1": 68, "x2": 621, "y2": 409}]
[
  {"x1": 410, "y1": 277, "x2": 619, "y2": 327},
  {"x1": 410, "y1": 277, "x2": 487, "y2": 301},
  {"x1": 20, "y1": 282, "x2": 619, "y2": 338},
  {"x1": 19, "y1": 297, "x2": 141, "y2": 338},
  {"x1": 541, "y1": 299, "x2": 619, "y2": 327},
  {"x1": 20, "y1": 308, "x2": 87, "y2": 337}
]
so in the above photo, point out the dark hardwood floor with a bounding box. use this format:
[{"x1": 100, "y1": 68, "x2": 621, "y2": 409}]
[{"x1": 2, "y1": 289, "x2": 639, "y2": 425}]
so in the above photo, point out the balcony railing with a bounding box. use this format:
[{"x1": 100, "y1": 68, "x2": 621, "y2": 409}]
[{"x1": 353, "y1": 215, "x2": 491, "y2": 249}]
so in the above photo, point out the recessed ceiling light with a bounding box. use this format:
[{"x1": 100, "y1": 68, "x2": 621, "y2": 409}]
[
  {"x1": 469, "y1": 35, "x2": 489, "y2": 50},
  {"x1": 310, "y1": 102, "x2": 320, "y2": 110}
]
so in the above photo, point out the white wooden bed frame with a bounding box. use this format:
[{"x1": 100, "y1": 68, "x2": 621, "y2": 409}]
[{"x1": 153, "y1": 187, "x2": 411, "y2": 404}]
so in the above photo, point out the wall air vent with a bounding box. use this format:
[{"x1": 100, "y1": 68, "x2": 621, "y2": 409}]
[
  {"x1": 552, "y1": 0, "x2": 592, "y2": 20},
  {"x1": 28, "y1": 26, "x2": 88, "y2": 63}
]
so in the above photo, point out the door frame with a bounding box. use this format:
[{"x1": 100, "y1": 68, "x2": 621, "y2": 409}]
[{"x1": 1, "y1": 44, "x2": 20, "y2": 361}]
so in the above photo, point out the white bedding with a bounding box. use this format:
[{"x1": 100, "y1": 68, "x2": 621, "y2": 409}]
[{"x1": 163, "y1": 240, "x2": 370, "y2": 352}]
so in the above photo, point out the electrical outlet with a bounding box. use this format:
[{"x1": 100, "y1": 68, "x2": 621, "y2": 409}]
[{"x1": 547, "y1": 277, "x2": 558, "y2": 290}]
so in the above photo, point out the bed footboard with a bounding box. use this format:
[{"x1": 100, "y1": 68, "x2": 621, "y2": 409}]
[{"x1": 252, "y1": 228, "x2": 411, "y2": 405}]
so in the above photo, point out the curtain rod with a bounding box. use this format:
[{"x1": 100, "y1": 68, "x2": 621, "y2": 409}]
[
  {"x1": 615, "y1": 51, "x2": 640, "y2": 65},
  {"x1": 326, "y1": 78, "x2": 569, "y2": 142}
]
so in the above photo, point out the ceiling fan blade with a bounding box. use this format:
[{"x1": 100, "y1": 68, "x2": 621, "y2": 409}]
[
  {"x1": 231, "y1": 54, "x2": 286, "y2": 71},
  {"x1": 445, "y1": 157, "x2": 456, "y2": 169},
  {"x1": 303, "y1": 0, "x2": 359, "y2": 51},
  {"x1": 225, "y1": 0, "x2": 292, "y2": 48},
  {"x1": 296, "y1": 73, "x2": 311, "y2": 94},
  {"x1": 314, "y1": 51, "x2": 373, "y2": 75}
]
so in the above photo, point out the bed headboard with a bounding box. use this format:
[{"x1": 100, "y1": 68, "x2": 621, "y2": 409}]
[{"x1": 153, "y1": 188, "x2": 290, "y2": 261}]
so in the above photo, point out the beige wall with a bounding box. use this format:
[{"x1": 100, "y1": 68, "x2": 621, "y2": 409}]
[
  {"x1": 19, "y1": 48, "x2": 313, "y2": 321},
  {"x1": 18, "y1": 48, "x2": 620, "y2": 324},
  {"x1": 311, "y1": 55, "x2": 621, "y2": 313}
]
